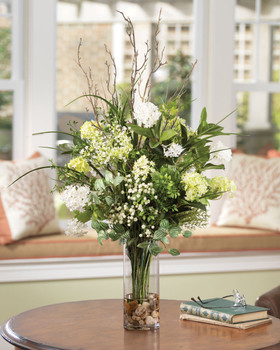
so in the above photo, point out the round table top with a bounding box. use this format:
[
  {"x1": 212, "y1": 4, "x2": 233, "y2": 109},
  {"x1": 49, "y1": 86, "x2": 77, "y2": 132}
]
[{"x1": 1, "y1": 299, "x2": 280, "y2": 350}]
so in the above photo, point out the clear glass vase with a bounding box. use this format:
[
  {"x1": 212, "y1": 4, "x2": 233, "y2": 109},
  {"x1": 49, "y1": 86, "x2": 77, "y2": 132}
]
[{"x1": 123, "y1": 243, "x2": 160, "y2": 330}]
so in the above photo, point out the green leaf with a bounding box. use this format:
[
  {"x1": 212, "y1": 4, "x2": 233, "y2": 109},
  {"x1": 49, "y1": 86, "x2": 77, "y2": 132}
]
[
  {"x1": 169, "y1": 226, "x2": 181, "y2": 238},
  {"x1": 197, "y1": 108, "x2": 208, "y2": 134},
  {"x1": 160, "y1": 219, "x2": 169, "y2": 228},
  {"x1": 109, "y1": 230, "x2": 122, "y2": 241},
  {"x1": 92, "y1": 193, "x2": 100, "y2": 205},
  {"x1": 105, "y1": 171, "x2": 113, "y2": 184},
  {"x1": 160, "y1": 129, "x2": 177, "y2": 141},
  {"x1": 160, "y1": 236, "x2": 170, "y2": 245},
  {"x1": 137, "y1": 241, "x2": 150, "y2": 249},
  {"x1": 112, "y1": 175, "x2": 124, "y2": 187},
  {"x1": 128, "y1": 124, "x2": 154, "y2": 138},
  {"x1": 154, "y1": 115, "x2": 164, "y2": 138},
  {"x1": 105, "y1": 196, "x2": 114, "y2": 206},
  {"x1": 153, "y1": 229, "x2": 167, "y2": 240},
  {"x1": 73, "y1": 210, "x2": 92, "y2": 223},
  {"x1": 202, "y1": 163, "x2": 225, "y2": 171},
  {"x1": 168, "y1": 248, "x2": 180, "y2": 256},
  {"x1": 180, "y1": 124, "x2": 188, "y2": 145},
  {"x1": 113, "y1": 223, "x2": 125, "y2": 234},
  {"x1": 57, "y1": 142, "x2": 74, "y2": 154},
  {"x1": 91, "y1": 220, "x2": 109, "y2": 232},
  {"x1": 149, "y1": 139, "x2": 160, "y2": 149},
  {"x1": 182, "y1": 230, "x2": 192, "y2": 238},
  {"x1": 94, "y1": 179, "x2": 105, "y2": 192},
  {"x1": 149, "y1": 243, "x2": 164, "y2": 256},
  {"x1": 97, "y1": 230, "x2": 109, "y2": 245}
]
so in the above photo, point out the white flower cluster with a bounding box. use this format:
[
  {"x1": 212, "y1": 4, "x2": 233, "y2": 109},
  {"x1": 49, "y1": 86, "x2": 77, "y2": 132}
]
[
  {"x1": 210, "y1": 141, "x2": 232, "y2": 164},
  {"x1": 163, "y1": 143, "x2": 184, "y2": 158},
  {"x1": 133, "y1": 99, "x2": 161, "y2": 128},
  {"x1": 60, "y1": 185, "x2": 90, "y2": 212},
  {"x1": 108, "y1": 175, "x2": 158, "y2": 228},
  {"x1": 65, "y1": 218, "x2": 88, "y2": 237},
  {"x1": 80, "y1": 121, "x2": 133, "y2": 167},
  {"x1": 139, "y1": 224, "x2": 155, "y2": 238},
  {"x1": 133, "y1": 155, "x2": 155, "y2": 180}
]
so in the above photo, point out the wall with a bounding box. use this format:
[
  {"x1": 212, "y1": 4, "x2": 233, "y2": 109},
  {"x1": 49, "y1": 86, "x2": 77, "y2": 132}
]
[{"x1": 1, "y1": 270, "x2": 279, "y2": 325}]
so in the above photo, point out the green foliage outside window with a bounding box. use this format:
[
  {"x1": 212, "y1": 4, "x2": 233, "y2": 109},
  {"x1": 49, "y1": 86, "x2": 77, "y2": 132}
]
[{"x1": 151, "y1": 50, "x2": 192, "y2": 125}]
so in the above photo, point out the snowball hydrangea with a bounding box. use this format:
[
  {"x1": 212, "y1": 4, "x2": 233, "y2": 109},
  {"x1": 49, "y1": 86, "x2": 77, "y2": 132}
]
[
  {"x1": 133, "y1": 99, "x2": 161, "y2": 128},
  {"x1": 66, "y1": 218, "x2": 88, "y2": 237},
  {"x1": 210, "y1": 141, "x2": 232, "y2": 164},
  {"x1": 60, "y1": 184, "x2": 90, "y2": 212}
]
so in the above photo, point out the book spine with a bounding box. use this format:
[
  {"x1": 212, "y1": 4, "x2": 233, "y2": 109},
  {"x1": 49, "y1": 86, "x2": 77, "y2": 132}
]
[{"x1": 180, "y1": 303, "x2": 234, "y2": 324}]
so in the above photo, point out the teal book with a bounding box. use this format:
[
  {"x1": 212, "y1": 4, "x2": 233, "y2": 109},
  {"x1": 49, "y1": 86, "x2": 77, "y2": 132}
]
[{"x1": 180, "y1": 298, "x2": 269, "y2": 324}]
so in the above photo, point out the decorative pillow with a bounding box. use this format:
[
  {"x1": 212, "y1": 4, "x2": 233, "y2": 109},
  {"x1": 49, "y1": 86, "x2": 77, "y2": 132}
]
[
  {"x1": 216, "y1": 153, "x2": 280, "y2": 231},
  {"x1": 267, "y1": 149, "x2": 280, "y2": 159},
  {"x1": 0, "y1": 152, "x2": 61, "y2": 245}
]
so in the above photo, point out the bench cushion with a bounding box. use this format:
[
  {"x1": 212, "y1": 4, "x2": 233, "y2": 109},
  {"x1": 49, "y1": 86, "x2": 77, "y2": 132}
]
[{"x1": 0, "y1": 226, "x2": 279, "y2": 260}]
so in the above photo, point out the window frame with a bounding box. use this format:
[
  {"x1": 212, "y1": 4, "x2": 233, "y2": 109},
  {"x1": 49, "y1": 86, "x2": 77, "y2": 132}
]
[{"x1": 0, "y1": 0, "x2": 24, "y2": 160}]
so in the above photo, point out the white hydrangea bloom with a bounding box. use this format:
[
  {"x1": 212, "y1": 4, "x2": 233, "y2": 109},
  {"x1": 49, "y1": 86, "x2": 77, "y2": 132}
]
[
  {"x1": 66, "y1": 218, "x2": 88, "y2": 237},
  {"x1": 133, "y1": 99, "x2": 161, "y2": 128},
  {"x1": 60, "y1": 185, "x2": 90, "y2": 212},
  {"x1": 210, "y1": 141, "x2": 232, "y2": 164},
  {"x1": 163, "y1": 143, "x2": 184, "y2": 158}
]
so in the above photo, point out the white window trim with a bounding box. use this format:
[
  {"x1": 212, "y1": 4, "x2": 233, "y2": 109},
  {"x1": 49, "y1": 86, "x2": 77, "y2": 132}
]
[
  {"x1": 0, "y1": 250, "x2": 279, "y2": 282},
  {"x1": 24, "y1": 0, "x2": 57, "y2": 160}
]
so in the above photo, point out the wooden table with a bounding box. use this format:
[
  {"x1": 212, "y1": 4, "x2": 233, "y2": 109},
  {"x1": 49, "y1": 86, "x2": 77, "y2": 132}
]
[{"x1": 1, "y1": 299, "x2": 280, "y2": 350}]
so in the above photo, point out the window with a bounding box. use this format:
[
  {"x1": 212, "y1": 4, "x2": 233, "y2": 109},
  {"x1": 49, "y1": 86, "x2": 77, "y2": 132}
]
[
  {"x1": 0, "y1": 0, "x2": 24, "y2": 160},
  {"x1": 234, "y1": 0, "x2": 280, "y2": 154},
  {"x1": 56, "y1": 0, "x2": 194, "y2": 164}
]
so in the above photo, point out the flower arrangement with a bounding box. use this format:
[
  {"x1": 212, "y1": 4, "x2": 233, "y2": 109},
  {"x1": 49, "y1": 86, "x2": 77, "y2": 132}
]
[{"x1": 17, "y1": 12, "x2": 236, "y2": 330}]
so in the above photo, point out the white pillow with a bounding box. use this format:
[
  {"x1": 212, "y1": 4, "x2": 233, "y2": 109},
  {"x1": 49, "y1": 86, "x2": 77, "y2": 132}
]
[
  {"x1": 216, "y1": 153, "x2": 280, "y2": 231},
  {"x1": 0, "y1": 153, "x2": 61, "y2": 245}
]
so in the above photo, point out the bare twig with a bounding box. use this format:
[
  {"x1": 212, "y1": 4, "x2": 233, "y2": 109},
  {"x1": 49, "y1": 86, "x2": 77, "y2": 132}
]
[
  {"x1": 76, "y1": 38, "x2": 100, "y2": 125},
  {"x1": 104, "y1": 44, "x2": 118, "y2": 108},
  {"x1": 142, "y1": 9, "x2": 167, "y2": 101}
]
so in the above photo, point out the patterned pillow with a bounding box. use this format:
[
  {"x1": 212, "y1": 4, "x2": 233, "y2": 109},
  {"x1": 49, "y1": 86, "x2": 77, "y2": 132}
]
[
  {"x1": 0, "y1": 153, "x2": 61, "y2": 245},
  {"x1": 216, "y1": 153, "x2": 280, "y2": 231}
]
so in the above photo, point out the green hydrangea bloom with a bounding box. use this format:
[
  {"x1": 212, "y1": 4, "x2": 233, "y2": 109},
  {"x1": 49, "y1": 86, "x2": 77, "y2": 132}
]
[{"x1": 181, "y1": 171, "x2": 208, "y2": 202}]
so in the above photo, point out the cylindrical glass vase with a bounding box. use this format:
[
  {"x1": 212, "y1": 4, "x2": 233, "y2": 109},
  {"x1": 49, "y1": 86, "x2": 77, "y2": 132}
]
[{"x1": 123, "y1": 243, "x2": 160, "y2": 330}]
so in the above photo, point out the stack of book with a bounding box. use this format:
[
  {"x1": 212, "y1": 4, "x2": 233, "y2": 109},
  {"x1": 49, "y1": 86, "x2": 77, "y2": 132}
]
[{"x1": 180, "y1": 298, "x2": 271, "y2": 329}]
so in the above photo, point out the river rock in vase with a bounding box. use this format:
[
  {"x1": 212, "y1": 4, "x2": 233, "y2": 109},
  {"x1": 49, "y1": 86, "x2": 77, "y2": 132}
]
[{"x1": 123, "y1": 244, "x2": 160, "y2": 330}]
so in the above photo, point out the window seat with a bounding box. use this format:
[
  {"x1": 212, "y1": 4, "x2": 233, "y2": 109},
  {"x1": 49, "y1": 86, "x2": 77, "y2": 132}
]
[
  {"x1": 1, "y1": 226, "x2": 280, "y2": 260},
  {"x1": 0, "y1": 226, "x2": 280, "y2": 283}
]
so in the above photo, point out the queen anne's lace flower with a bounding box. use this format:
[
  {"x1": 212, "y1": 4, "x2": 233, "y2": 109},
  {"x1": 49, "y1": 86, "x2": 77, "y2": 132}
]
[
  {"x1": 66, "y1": 218, "x2": 88, "y2": 237},
  {"x1": 163, "y1": 143, "x2": 184, "y2": 158},
  {"x1": 60, "y1": 184, "x2": 90, "y2": 212},
  {"x1": 210, "y1": 141, "x2": 232, "y2": 164},
  {"x1": 133, "y1": 99, "x2": 161, "y2": 128},
  {"x1": 181, "y1": 171, "x2": 208, "y2": 202}
]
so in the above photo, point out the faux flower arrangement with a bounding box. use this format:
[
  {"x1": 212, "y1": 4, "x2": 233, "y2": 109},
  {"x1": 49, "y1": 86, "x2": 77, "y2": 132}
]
[{"x1": 16, "y1": 12, "x2": 236, "y2": 330}]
